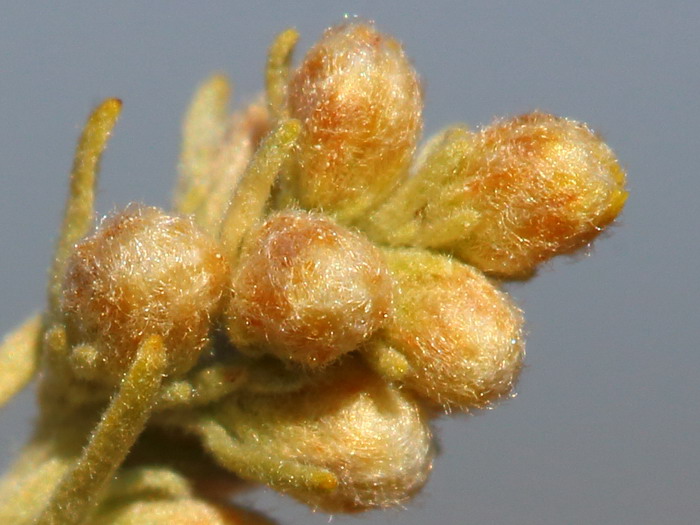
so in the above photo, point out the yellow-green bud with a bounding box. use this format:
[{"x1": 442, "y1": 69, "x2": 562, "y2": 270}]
[
  {"x1": 215, "y1": 358, "x2": 433, "y2": 511},
  {"x1": 380, "y1": 248, "x2": 524, "y2": 410},
  {"x1": 92, "y1": 498, "x2": 275, "y2": 525}
]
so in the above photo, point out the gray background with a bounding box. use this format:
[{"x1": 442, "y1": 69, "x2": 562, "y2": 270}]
[{"x1": 1, "y1": 2, "x2": 698, "y2": 524}]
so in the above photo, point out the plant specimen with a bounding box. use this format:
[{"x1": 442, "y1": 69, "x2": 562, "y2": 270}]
[{"x1": 0, "y1": 21, "x2": 627, "y2": 524}]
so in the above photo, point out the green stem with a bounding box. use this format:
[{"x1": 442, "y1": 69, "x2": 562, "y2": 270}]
[
  {"x1": 266, "y1": 28, "x2": 298, "y2": 121},
  {"x1": 35, "y1": 335, "x2": 166, "y2": 525},
  {"x1": 174, "y1": 74, "x2": 231, "y2": 217},
  {"x1": 48, "y1": 99, "x2": 121, "y2": 314},
  {"x1": 219, "y1": 119, "x2": 300, "y2": 265}
]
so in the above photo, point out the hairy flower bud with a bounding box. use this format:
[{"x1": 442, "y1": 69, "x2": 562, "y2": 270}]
[
  {"x1": 92, "y1": 499, "x2": 275, "y2": 525},
  {"x1": 379, "y1": 248, "x2": 524, "y2": 410},
  {"x1": 213, "y1": 358, "x2": 433, "y2": 511},
  {"x1": 226, "y1": 211, "x2": 392, "y2": 368},
  {"x1": 288, "y1": 22, "x2": 422, "y2": 222},
  {"x1": 62, "y1": 205, "x2": 228, "y2": 382},
  {"x1": 455, "y1": 112, "x2": 627, "y2": 277}
]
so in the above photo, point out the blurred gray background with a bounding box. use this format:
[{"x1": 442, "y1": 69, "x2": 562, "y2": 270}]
[{"x1": 1, "y1": 2, "x2": 698, "y2": 524}]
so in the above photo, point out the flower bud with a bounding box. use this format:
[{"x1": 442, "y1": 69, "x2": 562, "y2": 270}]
[
  {"x1": 92, "y1": 499, "x2": 275, "y2": 525},
  {"x1": 380, "y1": 248, "x2": 524, "y2": 410},
  {"x1": 62, "y1": 205, "x2": 228, "y2": 383},
  {"x1": 226, "y1": 211, "x2": 392, "y2": 368},
  {"x1": 288, "y1": 22, "x2": 422, "y2": 222},
  {"x1": 454, "y1": 112, "x2": 627, "y2": 277},
  {"x1": 214, "y1": 358, "x2": 433, "y2": 511}
]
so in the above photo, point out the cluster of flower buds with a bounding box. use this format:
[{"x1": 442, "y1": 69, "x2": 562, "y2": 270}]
[{"x1": 0, "y1": 20, "x2": 626, "y2": 525}]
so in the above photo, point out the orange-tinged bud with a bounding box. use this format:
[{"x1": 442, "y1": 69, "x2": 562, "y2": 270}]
[
  {"x1": 62, "y1": 205, "x2": 228, "y2": 383},
  {"x1": 454, "y1": 112, "x2": 627, "y2": 277},
  {"x1": 380, "y1": 248, "x2": 524, "y2": 410},
  {"x1": 226, "y1": 211, "x2": 392, "y2": 368},
  {"x1": 214, "y1": 358, "x2": 433, "y2": 511},
  {"x1": 288, "y1": 22, "x2": 422, "y2": 222}
]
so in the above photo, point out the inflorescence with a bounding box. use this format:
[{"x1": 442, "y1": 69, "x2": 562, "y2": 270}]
[{"x1": 0, "y1": 21, "x2": 627, "y2": 525}]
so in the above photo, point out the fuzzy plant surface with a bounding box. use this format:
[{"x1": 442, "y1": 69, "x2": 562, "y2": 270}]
[{"x1": 0, "y1": 20, "x2": 627, "y2": 525}]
